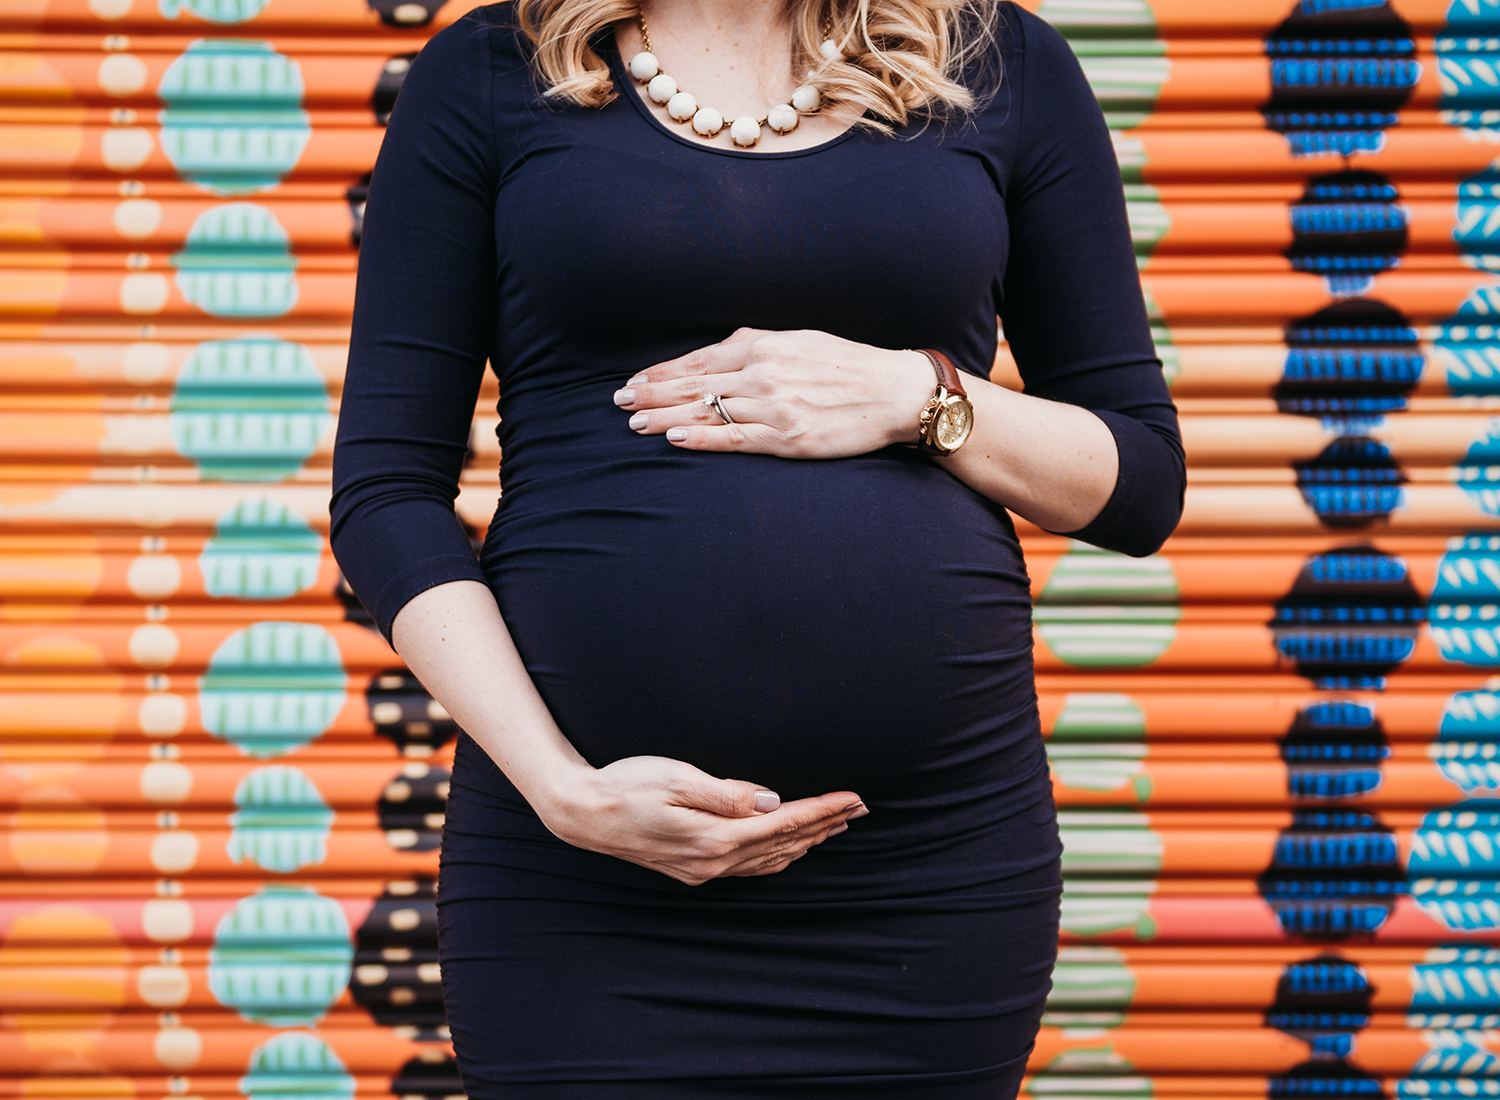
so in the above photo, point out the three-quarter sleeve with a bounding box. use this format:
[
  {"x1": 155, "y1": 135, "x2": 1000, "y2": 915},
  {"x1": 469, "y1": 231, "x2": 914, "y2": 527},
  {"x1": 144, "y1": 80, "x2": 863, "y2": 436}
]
[
  {"x1": 329, "y1": 12, "x2": 499, "y2": 642},
  {"x1": 999, "y1": 9, "x2": 1185, "y2": 557}
]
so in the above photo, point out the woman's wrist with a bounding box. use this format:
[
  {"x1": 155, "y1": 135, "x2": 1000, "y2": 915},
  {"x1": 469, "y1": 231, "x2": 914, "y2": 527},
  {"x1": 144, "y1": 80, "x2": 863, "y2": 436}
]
[
  {"x1": 507, "y1": 750, "x2": 601, "y2": 836},
  {"x1": 888, "y1": 348, "x2": 937, "y2": 446}
]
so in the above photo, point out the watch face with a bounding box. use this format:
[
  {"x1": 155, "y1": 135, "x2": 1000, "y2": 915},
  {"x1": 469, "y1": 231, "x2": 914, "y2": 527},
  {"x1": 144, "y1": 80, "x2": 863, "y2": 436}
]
[{"x1": 934, "y1": 397, "x2": 973, "y2": 450}]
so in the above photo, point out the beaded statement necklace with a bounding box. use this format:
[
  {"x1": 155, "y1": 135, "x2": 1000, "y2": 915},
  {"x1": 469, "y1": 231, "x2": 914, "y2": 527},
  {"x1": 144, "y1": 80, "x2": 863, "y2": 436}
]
[{"x1": 626, "y1": 10, "x2": 841, "y2": 148}]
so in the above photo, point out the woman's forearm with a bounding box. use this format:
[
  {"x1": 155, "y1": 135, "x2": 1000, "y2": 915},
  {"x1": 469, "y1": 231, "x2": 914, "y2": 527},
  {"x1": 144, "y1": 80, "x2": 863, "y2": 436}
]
[
  {"x1": 934, "y1": 374, "x2": 1119, "y2": 535},
  {"x1": 390, "y1": 579, "x2": 594, "y2": 820},
  {"x1": 614, "y1": 333, "x2": 1123, "y2": 535}
]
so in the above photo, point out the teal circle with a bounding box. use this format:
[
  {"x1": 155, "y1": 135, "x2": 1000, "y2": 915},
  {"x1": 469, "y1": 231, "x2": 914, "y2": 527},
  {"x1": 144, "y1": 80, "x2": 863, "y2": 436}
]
[
  {"x1": 228, "y1": 764, "x2": 336, "y2": 873},
  {"x1": 1441, "y1": 689, "x2": 1500, "y2": 738},
  {"x1": 1428, "y1": 605, "x2": 1500, "y2": 666},
  {"x1": 201, "y1": 497, "x2": 323, "y2": 601},
  {"x1": 1409, "y1": 802, "x2": 1500, "y2": 875},
  {"x1": 210, "y1": 886, "x2": 353, "y2": 1026},
  {"x1": 161, "y1": 0, "x2": 275, "y2": 23},
  {"x1": 172, "y1": 204, "x2": 298, "y2": 318},
  {"x1": 1430, "y1": 536, "x2": 1500, "y2": 666},
  {"x1": 157, "y1": 40, "x2": 310, "y2": 194},
  {"x1": 1432, "y1": 537, "x2": 1500, "y2": 602},
  {"x1": 198, "y1": 621, "x2": 348, "y2": 758},
  {"x1": 1407, "y1": 1034, "x2": 1500, "y2": 1077},
  {"x1": 169, "y1": 337, "x2": 331, "y2": 482},
  {"x1": 1443, "y1": 0, "x2": 1500, "y2": 35},
  {"x1": 241, "y1": 1032, "x2": 357, "y2": 1100}
]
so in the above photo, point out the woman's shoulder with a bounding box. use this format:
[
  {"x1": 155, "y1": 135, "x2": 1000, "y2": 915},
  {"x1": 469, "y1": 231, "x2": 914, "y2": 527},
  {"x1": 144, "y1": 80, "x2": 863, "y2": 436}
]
[
  {"x1": 947, "y1": 2, "x2": 1086, "y2": 126},
  {"x1": 990, "y1": 2, "x2": 1086, "y2": 83},
  {"x1": 967, "y1": 2, "x2": 1099, "y2": 127},
  {"x1": 385, "y1": 0, "x2": 539, "y2": 139},
  {"x1": 408, "y1": 2, "x2": 533, "y2": 81}
]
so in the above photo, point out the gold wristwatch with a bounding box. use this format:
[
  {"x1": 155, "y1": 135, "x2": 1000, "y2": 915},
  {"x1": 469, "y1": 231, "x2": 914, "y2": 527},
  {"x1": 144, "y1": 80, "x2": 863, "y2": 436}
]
[{"x1": 914, "y1": 349, "x2": 974, "y2": 457}]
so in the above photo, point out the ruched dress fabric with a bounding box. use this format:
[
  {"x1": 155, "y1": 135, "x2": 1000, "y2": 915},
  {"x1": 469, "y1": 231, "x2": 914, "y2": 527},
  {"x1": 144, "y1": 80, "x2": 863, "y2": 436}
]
[{"x1": 329, "y1": 3, "x2": 1184, "y2": 1096}]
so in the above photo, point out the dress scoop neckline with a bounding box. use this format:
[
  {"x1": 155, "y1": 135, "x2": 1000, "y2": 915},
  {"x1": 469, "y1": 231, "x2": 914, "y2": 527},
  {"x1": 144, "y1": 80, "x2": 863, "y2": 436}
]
[{"x1": 603, "y1": 28, "x2": 863, "y2": 160}]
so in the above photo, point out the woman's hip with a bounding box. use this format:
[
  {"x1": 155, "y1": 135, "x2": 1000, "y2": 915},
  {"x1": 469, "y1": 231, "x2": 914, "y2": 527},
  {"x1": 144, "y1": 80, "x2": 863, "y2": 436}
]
[{"x1": 437, "y1": 869, "x2": 1058, "y2": 1093}]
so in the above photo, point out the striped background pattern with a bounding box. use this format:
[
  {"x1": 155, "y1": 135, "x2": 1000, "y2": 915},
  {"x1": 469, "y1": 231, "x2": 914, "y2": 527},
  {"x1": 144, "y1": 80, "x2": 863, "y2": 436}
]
[
  {"x1": 0, "y1": 2, "x2": 483, "y2": 1097},
  {"x1": 14, "y1": 0, "x2": 1500, "y2": 1096}
]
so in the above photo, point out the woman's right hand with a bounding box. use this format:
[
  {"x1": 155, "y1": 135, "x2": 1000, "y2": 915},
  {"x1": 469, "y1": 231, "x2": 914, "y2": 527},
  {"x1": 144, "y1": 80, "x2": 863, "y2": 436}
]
[{"x1": 537, "y1": 755, "x2": 866, "y2": 886}]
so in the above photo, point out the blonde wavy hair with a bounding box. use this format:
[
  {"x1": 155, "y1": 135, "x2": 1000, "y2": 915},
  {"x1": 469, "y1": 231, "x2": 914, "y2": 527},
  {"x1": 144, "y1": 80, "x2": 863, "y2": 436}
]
[{"x1": 513, "y1": 0, "x2": 1001, "y2": 129}]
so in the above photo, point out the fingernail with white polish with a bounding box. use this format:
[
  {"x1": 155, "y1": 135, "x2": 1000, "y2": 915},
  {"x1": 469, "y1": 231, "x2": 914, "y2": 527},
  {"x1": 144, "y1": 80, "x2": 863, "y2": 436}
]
[
  {"x1": 827, "y1": 823, "x2": 849, "y2": 837},
  {"x1": 847, "y1": 803, "x2": 869, "y2": 820},
  {"x1": 628, "y1": 413, "x2": 648, "y2": 430},
  {"x1": 753, "y1": 790, "x2": 780, "y2": 813},
  {"x1": 627, "y1": 374, "x2": 646, "y2": 386},
  {"x1": 666, "y1": 428, "x2": 687, "y2": 442},
  {"x1": 613, "y1": 388, "x2": 635, "y2": 406}
]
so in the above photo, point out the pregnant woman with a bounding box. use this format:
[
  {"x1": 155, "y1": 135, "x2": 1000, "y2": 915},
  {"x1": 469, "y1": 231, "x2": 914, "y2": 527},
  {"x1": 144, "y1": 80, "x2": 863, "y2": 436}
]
[{"x1": 330, "y1": 0, "x2": 1182, "y2": 1092}]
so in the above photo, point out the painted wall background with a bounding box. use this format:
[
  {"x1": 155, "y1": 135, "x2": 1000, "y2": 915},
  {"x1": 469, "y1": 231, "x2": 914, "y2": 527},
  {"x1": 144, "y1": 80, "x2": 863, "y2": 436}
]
[
  {"x1": 11, "y1": 0, "x2": 1500, "y2": 1096},
  {"x1": 0, "y1": 2, "x2": 485, "y2": 1096},
  {"x1": 1012, "y1": 0, "x2": 1500, "y2": 1094}
]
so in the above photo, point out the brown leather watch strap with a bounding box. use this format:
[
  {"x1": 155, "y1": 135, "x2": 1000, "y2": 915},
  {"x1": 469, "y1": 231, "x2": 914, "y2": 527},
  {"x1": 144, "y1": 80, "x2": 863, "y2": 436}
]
[{"x1": 919, "y1": 349, "x2": 967, "y2": 398}]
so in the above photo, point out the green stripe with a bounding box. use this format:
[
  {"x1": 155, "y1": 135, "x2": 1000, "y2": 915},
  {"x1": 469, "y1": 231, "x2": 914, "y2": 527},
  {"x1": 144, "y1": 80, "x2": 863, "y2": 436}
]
[
  {"x1": 1079, "y1": 57, "x2": 1171, "y2": 112},
  {"x1": 1060, "y1": 825, "x2": 1165, "y2": 875},
  {"x1": 1026, "y1": 1076, "x2": 1154, "y2": 1099},
  {"x1": 1039, "y1": 545, "x2": 1179, "y2": 604},
  {"x1": 1128, "y1": 200, "x2": 1171, "y2": 258},
  {"x1": 1034, "y1": 0, "x2": 1158, "y2": 37},
  {"x1": 1068, "y1": 40, "x2": 1168, "y2": 57},
  {"x1": 1053, "y1": 693, "x2": 1147, "y2": 741},
  {"x1": 1036, "y1": 624, "x2": 1177, "y2": 667},
  {"x1": 1051, "y1": 947, "x2": 1138, "y2": 1009}
]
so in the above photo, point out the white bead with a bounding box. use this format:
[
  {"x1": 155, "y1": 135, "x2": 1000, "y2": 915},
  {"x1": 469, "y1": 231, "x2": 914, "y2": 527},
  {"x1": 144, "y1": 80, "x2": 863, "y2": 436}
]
[
  {"x1": 791, "y1": 84, "x2": 821, "y2": 113},
  {"x1": 666, "y1": 91, "x2": 698, "y2": 121},
  {"x1": 766, "y1": 103, "x2": 799, "y2": 134},
  {"x1": 819, "y1": 38, "x2": 842, "y2": 61},
  {"x1": 691, "y1": 106, "x2": 724, "y2": 136},
  {"x1": 729, "y1": 115, "x2": 761, "y2": 147},
  {"x1": 627, "y1": 51, "x2": 659, "y2": 81},
  {"x1": 647, "y1": 73, "x2": 677, "y2": 104}
]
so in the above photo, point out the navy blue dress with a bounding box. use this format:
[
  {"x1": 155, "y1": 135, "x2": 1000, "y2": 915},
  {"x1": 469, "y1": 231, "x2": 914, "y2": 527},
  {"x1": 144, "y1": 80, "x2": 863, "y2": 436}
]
[{"x1": 330, "y1": 3, "x2": 1183, "y2": 1096}]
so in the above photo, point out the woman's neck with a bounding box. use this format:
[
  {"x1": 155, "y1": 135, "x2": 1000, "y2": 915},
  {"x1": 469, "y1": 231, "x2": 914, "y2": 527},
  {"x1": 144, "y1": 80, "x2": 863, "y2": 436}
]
[{"x1": 639, "y1": 0, "x2": 787, "y2": 50}]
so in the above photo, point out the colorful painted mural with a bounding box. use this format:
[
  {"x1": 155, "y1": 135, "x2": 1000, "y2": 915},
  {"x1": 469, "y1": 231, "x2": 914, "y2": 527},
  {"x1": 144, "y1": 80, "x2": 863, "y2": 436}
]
[
  {"x1": 0, "y1": 2, "x2": 475, "y2": 1097},
  {"x1": 20, "y1": 0, "x2": 1500, "y2": 1096},
  {"x1": 1015, "y1": 0, "x2": 1500, "y2": 1093}
]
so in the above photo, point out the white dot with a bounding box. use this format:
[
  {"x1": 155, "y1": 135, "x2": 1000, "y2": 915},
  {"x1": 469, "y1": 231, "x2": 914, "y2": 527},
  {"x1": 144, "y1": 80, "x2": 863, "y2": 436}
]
[
  {"x1": 140, "y1": 760, "x2": 192, "y2": 804},
  {"x1": 142, "y1": 898, "x2": 193, "y2": 942},
  {"x1": 97, "y1": 53, "x2": 148, "y2": 97},
  {"x1": 139, "y1": 693, "x2": 187, "y2": 737},
  {"x1": 137, "y1": 965, "x2": 190, "y2": 1007},
  {"x1": 101, "y1": 127, "x2": 154, "y2": 171},
  {"x1": 127, "y1": 554, "x2": 181, "y2": 599},
  {"x1": 149, "y1": 831, "x2": 199, "y2": 874},
  {"x1": 122, "y1": 341, "x2": 169, "y2": 384},
  {"x1": 120, "y1": 272, "x2": 169, "y2": 315},
  {"x1": 113, "y1": 198, "x2": 162, "y2": 240},
  {"x1": 128, "y1": 623, "x2": 179, "y2": 667},
  {"x1": 88, "y1": 0, "x2": 134, "y2": 19},
  {"x1": 152, "y1": 1025, "x2": 201, "y2": 1070}
]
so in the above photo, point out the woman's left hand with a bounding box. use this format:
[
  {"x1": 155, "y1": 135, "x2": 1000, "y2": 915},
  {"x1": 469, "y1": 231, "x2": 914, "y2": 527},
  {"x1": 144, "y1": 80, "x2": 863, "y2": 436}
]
[{"x1": 613, "y1": 328, "x2": 936, "y2": 459}]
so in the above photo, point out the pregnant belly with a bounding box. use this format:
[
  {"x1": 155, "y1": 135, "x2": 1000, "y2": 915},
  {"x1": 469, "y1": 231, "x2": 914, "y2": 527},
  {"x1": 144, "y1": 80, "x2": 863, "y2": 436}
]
[{"x1": 480, "y1": 445, "x2": 1037, "y2": 801}]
